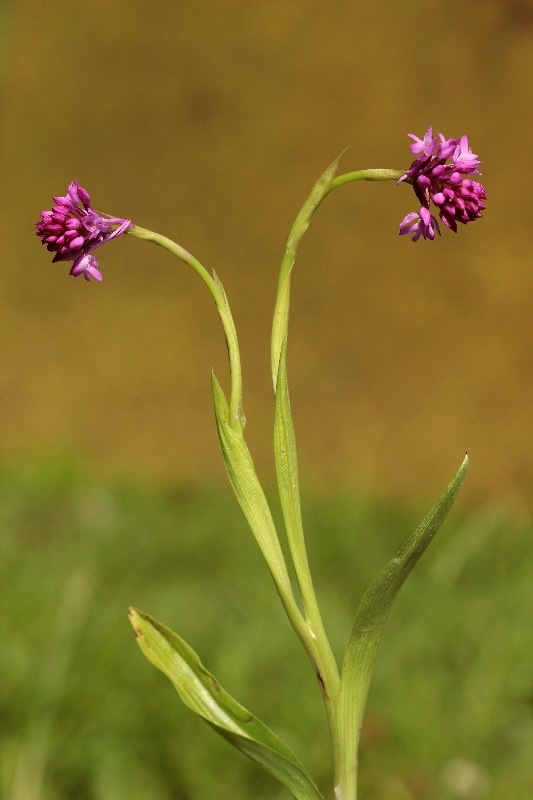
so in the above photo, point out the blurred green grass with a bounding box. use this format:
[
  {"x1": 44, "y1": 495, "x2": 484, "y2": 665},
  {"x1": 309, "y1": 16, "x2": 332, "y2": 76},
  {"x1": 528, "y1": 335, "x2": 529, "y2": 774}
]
[{"x1": 1, "y1": 458, "x2": 531, "y2": 800}]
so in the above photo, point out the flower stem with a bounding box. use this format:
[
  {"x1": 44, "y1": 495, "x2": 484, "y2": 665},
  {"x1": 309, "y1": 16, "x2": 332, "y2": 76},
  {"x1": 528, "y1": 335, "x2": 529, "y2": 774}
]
[
  {"x1": 330, "y1": 168, "x2": 404, "y2": 191},
  {"x1": 126, "y1": 226, "x2": 326, "y2": 721},
  {"x1": 272, "y1": 164, "x2": 403, "y2": 800},
  {"x1": 127, "y1": 226, "x2": 244, "y2": 433},
  {"x1": 271, "y1": 167, "x2": 403, "y2": 386}
]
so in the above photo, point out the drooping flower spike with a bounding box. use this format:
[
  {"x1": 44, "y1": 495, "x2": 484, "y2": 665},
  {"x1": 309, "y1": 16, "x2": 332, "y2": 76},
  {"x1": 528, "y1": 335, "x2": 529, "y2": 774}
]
[
  {"x1": 36, "y1": 182, "x2": 132, "y2": 281},
  {"x1": 399, "y1": 126, "x2": 486, "y2": 241}
]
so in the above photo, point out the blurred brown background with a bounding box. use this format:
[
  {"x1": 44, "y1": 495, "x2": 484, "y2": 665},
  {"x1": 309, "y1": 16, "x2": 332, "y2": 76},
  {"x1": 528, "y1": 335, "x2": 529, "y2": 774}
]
[{"x1": 1, "y1": 0, "x2": 532, "y2": 510}]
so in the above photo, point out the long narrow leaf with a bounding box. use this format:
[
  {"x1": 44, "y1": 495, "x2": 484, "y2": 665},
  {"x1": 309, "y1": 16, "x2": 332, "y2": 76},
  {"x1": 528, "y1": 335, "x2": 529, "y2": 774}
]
[
  {"x1": 211, "y1": 371, "x2": 294, "y2": 602},
  {"x1": 337, "y1": 455, "x2": 469, "y2": 788},
  {"x1": 129, "y1": 608, "x2": 324, "y2": 800},
  {"x1": 274, "y1": 337, "x2": 307, "y2": 579},
  {"x1": 274, "y1": 337, "x2": 340, "y2": 707}
]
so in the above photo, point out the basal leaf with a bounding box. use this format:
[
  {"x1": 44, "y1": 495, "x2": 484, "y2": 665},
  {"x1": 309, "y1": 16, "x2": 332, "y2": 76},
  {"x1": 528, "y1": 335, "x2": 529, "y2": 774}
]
[
  {"x1": 129, "y1": 608, "x2": 324, "y2": 800},
  {"x1": 336, "y1": 455, "x2": 469, "y2": 795}
]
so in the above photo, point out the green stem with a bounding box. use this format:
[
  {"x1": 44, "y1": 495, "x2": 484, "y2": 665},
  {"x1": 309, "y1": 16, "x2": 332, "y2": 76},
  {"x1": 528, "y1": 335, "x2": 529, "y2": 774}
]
[
  {"x1": 271, "y1": 168, "x2": 403, "y2": 386},
  {"x1": 271, "y1": 165, "x2": 403, "y2": 800},
  {"x1": 127, "y1": 226, "x2": 244, "y2": 433},
  {"x1": 127, "y1": 229, "x2": 328, "y2": 716},
  {"x1": 330, "y1": 168, "x2": 404, "y2": 191}
]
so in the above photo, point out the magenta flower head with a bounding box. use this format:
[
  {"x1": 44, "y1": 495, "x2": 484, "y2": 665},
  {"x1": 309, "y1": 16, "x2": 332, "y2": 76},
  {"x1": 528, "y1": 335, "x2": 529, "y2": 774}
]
[
  {"x1": 36, "y1": 182, "x2": 132, "y2": 281},
  {"x1": 398, "y1": 126, "x2": 486, "y2": 241}
]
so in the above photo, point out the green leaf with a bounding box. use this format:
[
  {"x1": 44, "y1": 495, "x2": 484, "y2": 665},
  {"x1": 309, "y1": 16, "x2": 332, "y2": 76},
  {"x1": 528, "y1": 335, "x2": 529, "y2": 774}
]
[
  {"x1": 129, "y1": 608, "x2": 324, "y2": 800},
  {"x1": 274, "y1": 337, "x2": 340, "y2": 704},
  {"x1": 274, "y1": 339, "x2": 321, "y2": 623},
  {"x1": 336, "y1": 455, "x2": 469, "y2": 791},
  {"x1": 274, "y1": 337, "x2": 306, "y2": 575},
  {"x1": 211, "y1": 371, "x2": 295, "y2": 603}
]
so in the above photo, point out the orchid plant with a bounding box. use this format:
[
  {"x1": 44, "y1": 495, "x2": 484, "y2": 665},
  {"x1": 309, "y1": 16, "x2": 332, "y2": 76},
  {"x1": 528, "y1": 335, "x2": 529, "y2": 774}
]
[{"x1": 36, "y1": 127, "x2": 485, "y2": 800}]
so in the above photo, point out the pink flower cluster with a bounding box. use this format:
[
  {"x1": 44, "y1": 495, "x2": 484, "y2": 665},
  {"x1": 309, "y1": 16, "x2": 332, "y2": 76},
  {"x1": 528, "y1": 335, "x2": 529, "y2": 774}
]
[
  {"x1": 36, "y1": 182, "x2": 131, "y2": 281},
  {"x1": 398, "y1": 126, "x2": 486, "y2": 241}
]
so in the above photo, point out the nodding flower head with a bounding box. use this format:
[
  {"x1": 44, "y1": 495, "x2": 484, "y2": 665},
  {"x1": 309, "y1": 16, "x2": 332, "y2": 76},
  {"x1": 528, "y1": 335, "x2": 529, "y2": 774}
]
[
  {"x1": 398, "y1": 126, "x2": 486, "y2": 241},
  {"x1": 36, "y1": 182, "x2": 132, "y2": 281}
]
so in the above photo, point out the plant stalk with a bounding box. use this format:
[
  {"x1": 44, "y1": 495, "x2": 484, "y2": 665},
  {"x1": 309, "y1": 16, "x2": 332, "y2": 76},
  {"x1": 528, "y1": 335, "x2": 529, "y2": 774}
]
[{"x1": 127, "y1": 225, "x2": 244, "y2": 433}]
